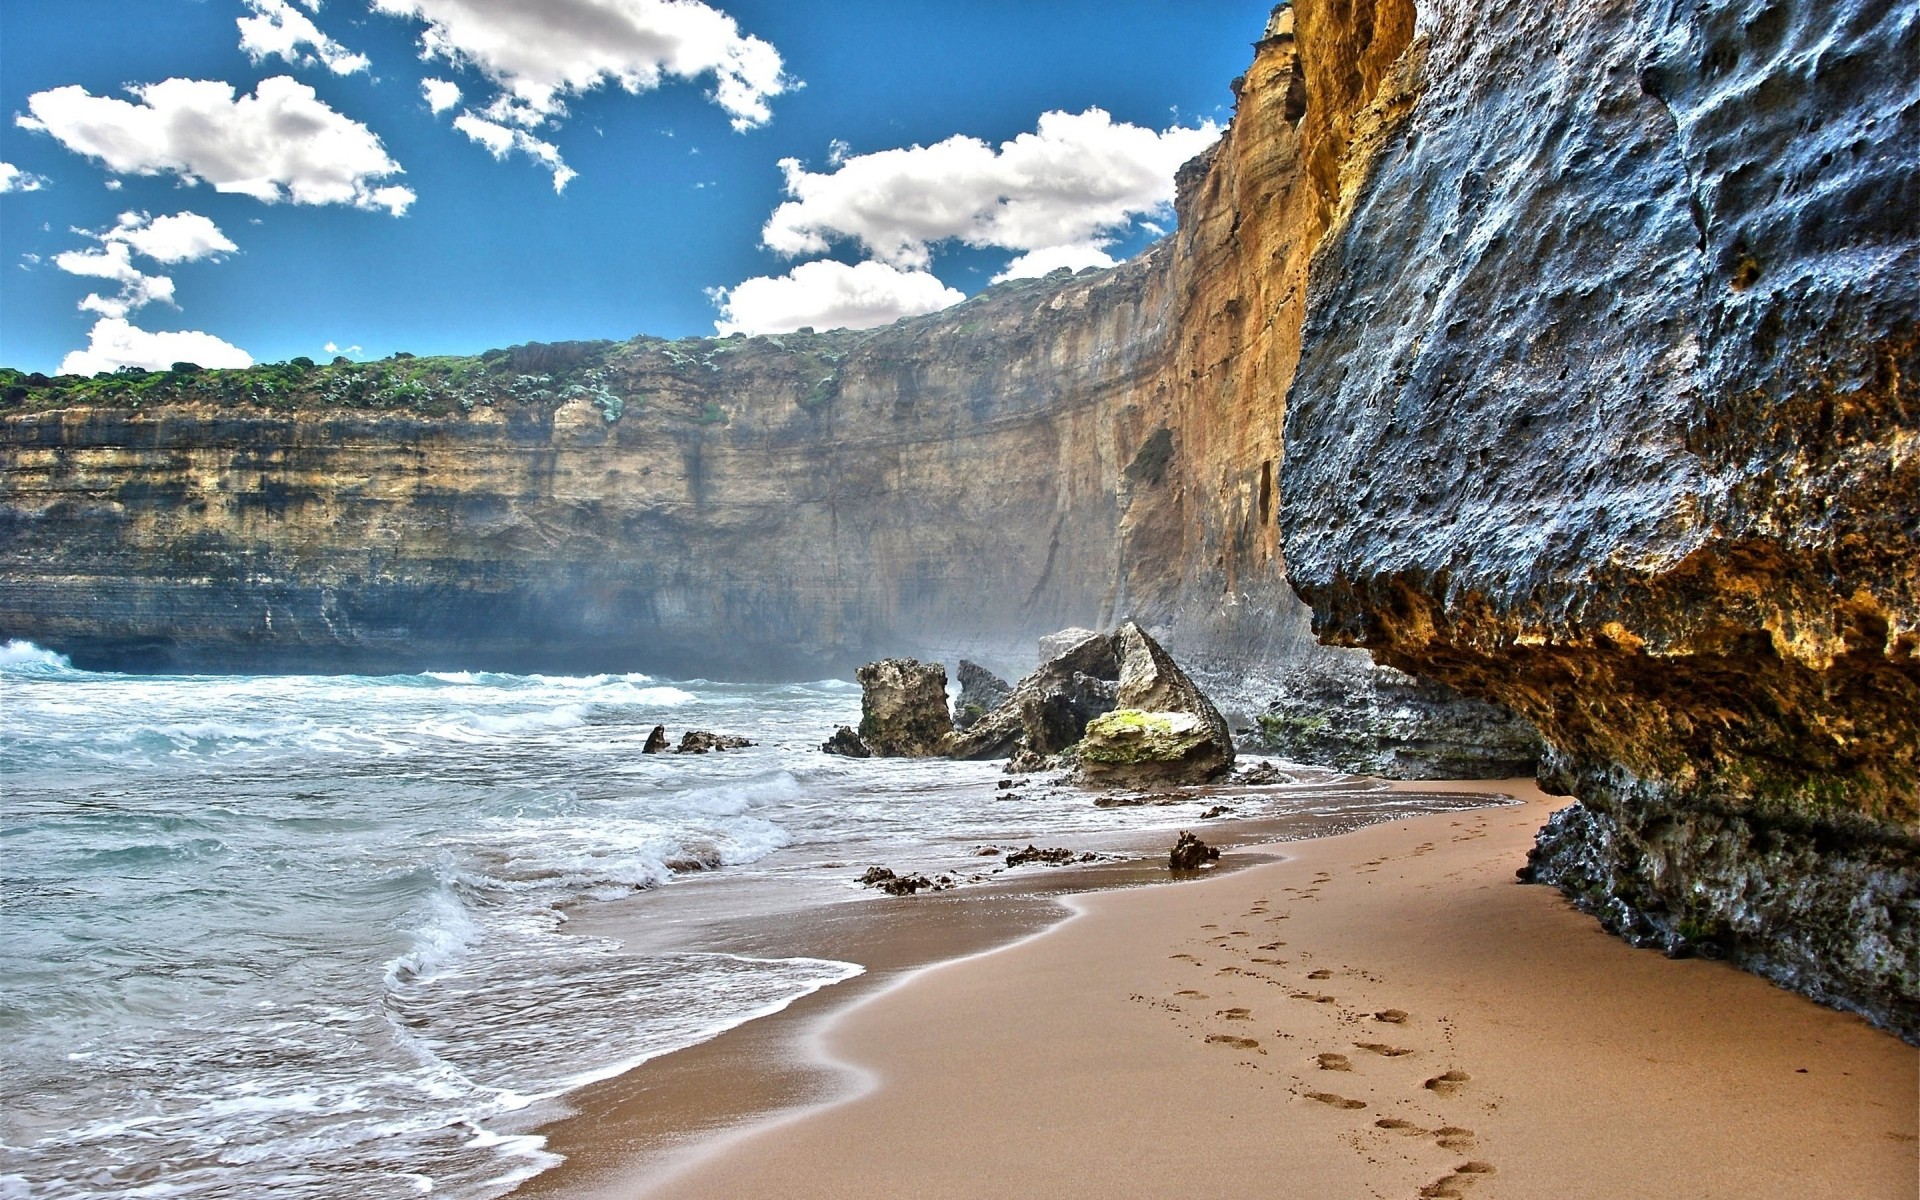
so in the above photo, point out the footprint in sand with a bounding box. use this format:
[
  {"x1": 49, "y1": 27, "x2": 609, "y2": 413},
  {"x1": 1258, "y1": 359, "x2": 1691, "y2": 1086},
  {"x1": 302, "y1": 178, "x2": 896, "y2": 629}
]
[
  {"x1": 1205, "y1": 1034, "x2": 1262, "y2": 1051},
  {"x1": 1373, "y1": 1009, "x2": 1410, "y2": 1024},
  {"x1": 1174, "y1": 989, "x2": 1208, "y2": 998},
  {"x1": 1170, "y1": 953, "x2": 1201, "y2": 963},
  {"x1": 1353, "y1": 1042, "x2": 1414, "y2": 1057},
  {"x1": 1418, "y1": 1162, "x2": 1496, "y2": 1198},
  {"x1": 1304, "y1": 1091, "x2": 1367, "y2": 1111},
  {"x1": 1307, "y1": 968, "x2": 1333, "y2": 980},
  {"x1": 1434, "y1": 1126, "x2": 1477, "y2": 1151},
  {"x1": 1375, "y1": 1117, "x2": 1423, "y2": 1135},
  {"x1": 1216, "y1": 1007, "x2": 1252, "y2": 1020},
  {"x1": 1424, "y1": 1070, "x2": 1471, "y2": 1097},
  {"x1": 1315, "y1": 1052, "x2": 1352, "y2": 1072},
  {"x1": 1289, "y1": 991, "x2": 1338, "y2": 1004}
]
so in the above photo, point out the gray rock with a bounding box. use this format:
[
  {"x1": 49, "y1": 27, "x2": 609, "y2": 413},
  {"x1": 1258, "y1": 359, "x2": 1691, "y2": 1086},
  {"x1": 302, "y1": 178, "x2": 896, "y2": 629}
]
[
  {"x1": 1038, "y1": 627, "x2": 1102, "y2": 663},
  {"x1": 953, "y1": 660, "x2": 1013, "y2": 730},
  {"x1": 821, "y1": 726, "x2": 871, "y2": 757},
  {"x1": 947, "y1": 631, "x2": 1120, "y2": 760},
  {"x1": 854, "y1": 658, "x2": 954, "y2": 757},
  {"x1": 676, "y1": 730, "x2": 752, "y2": 753}
]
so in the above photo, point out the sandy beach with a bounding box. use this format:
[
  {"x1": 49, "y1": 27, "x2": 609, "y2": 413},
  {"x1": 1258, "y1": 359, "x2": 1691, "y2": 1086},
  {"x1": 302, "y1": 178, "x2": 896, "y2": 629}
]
[{"x1": 531, "y1": 784, "x2": 1918, "y2": 1199}]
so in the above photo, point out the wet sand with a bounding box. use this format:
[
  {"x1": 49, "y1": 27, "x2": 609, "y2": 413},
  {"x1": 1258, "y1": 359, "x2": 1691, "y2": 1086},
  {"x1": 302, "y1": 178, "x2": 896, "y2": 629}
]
[{"x1": 525, "y1": 782, "x2": 1918, "y2": 1198}]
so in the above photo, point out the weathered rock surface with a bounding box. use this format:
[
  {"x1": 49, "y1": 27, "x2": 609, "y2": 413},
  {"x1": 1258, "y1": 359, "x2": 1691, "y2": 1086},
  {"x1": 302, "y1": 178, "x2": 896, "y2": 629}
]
[
  {"x1": 947, "y1": 630, "x2": 1120, "y2": 760},
  {"x1": 953, "y1": 660, "x2": 1012, "y2": 730},
  {"x1": 854, "y1": 658, "x2": 954, "y2": 757},
  {"x1": 1169, "y1": 831, "x2": 1220, "y2": 872},
  {"x1": 675, "y1": 730, "x2": 752, "y2": 754},
  {"x1": 820, "y1": 726, "x2": 872, "y2": 757},
  {"x1": 1077, "y1": 621, "x2": 1236, "y2": 785},
  {"x1": 1256, "y1": 664, "x2": 1542, "y2": 779},
  {"x1": 1279, "y1": 0, "x2": 1919, "y2": 1036}
]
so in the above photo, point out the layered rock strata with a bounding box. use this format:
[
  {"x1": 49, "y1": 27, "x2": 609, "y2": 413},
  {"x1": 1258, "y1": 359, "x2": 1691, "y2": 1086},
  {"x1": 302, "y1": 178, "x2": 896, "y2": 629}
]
[
  {"x1": 0, "y1": 5, "x2": 1531, "y2": 785},
  {"x1": 1278, "y1": 0, "x2": 1918, "y2": 1036}
]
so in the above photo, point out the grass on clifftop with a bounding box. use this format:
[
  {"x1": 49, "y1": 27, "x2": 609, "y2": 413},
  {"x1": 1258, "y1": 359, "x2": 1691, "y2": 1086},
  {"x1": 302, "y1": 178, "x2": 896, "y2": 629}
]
[{"x1": 0, "y1": 327, "x2": 868, "y2": 420}]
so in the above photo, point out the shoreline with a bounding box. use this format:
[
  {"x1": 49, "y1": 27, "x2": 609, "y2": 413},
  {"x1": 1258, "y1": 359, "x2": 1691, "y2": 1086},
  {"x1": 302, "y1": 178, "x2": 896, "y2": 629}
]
[{"x1": 520, "y1": 781, "x2": 1918, "y2": 1199}]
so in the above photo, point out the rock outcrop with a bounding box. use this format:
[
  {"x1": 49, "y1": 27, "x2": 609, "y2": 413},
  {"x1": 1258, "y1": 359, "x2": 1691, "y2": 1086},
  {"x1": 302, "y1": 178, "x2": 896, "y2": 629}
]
[
  {"x1": 1277, "y1": 0, "x2": 1918, "y2": 1036},
  {"x1": 947, "y1": 630, "x2": 1120, "y2": 760},
  {"x1": 854, "y1": 658, "x2": 954, "y2": 757},
  {"x1": 1169, "y1": 831, "x2": 1221, "y2": 872},
  {"x1": 821, "y1": 726, "x2": 872, "y2": 758},
  {"x1": 1077, "y1": 622, "x2": 1236, "y2": 785},
  {"x1": 675, "y1": 730, "x2": 753, "y2": 754},
  {"x1": 953, "y1": 660, "x2": 1012, "y2": 730}
]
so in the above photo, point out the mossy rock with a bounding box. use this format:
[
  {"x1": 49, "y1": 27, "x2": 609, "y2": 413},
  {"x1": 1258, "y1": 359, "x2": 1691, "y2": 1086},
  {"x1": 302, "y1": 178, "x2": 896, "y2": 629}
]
[{"x1": 1078, "y1": 708, "x2": 1231, "y2": 784}]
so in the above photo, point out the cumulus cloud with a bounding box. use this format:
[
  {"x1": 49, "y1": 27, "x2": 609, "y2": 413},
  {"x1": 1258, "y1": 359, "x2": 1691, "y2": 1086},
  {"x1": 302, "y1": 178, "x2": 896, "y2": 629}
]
[
  {"x1": 238, "y1": 0, "x2": 371, "y2": 75},
  {"x1": 421, "y1": 77, "x2": 463, "y2": 113},
  {"x1": 372, "y1": 0, "x2": 790, "y2": 131},
  {"x1": 763, "y1": 109, "x2": 1219, "y2": 270},
  {"x1": 992, "y1": 243, "x2": 1118, "y2": 282},
  {"x1": 18, "y1": 76, "x2": 414, "y2": 214},
  {"x1": 452, "y1": 112, "x2": 576, "y2": 191},
  {"x1": 710, "y1": 259, "x2": 964, "y2": 336},
  {"x1": 61, "y1": 317, "x2": 252, "y2": 375},
  {"x1": 0, "y1": 161, "x2": 50, "y2": 192},
  {"x1": 53, "y1": 211, "x2": 237, "y2": 319}
]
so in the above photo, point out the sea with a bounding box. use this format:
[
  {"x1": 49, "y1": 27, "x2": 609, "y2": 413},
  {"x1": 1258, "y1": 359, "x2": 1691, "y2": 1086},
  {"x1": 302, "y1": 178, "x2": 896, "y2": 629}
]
[{"x1": 0, "y1": 638, "x2": 1490, "y2": 1198}]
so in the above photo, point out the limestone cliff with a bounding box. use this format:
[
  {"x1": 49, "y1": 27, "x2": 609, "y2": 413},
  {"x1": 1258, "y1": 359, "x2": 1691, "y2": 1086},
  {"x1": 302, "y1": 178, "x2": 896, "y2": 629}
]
[
  {"x1": 0, "y1": 4, "x2": 1533, "y2": 779},
  {"x1": 1278, "y1": 0, "x2": 1918, "y2": 1036}
]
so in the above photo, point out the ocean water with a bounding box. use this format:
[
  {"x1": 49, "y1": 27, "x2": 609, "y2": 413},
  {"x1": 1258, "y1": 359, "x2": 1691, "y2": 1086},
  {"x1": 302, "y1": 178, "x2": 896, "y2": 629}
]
[{"x1": 0, "y1": 639, "x2": 1472, "y2": 1198}]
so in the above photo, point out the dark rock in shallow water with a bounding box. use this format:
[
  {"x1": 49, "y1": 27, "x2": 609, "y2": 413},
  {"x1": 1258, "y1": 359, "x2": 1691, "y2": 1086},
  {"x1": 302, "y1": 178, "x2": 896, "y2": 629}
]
[
  {"x1": 857, "y1": 866, "x2": 945, "y2": 896},
  {"x1": 854, "y1": 658, "x2": 954, "y2": 757},
  {"x1": 1169, "y1": 831, "x2": 1220, "y2": 871},
  {"x1": 1077, "y1": 622, "x2": 1235, "y2": 786},
  {"x1": 821, "y1": 726, "x2": 872, "y2": 757},
  {"x1": 954, "y1": 660, "x2": 1013, "y2": 730},
  {"x1": 1003, "y1": 845, "x2": 1091, "y2": 868},
  {"x1": 642, "y1": 725, "x2": 669, "y2": 754},
  {"x1": 676, "y1": 730, "x2": 752, "y2": 753}
]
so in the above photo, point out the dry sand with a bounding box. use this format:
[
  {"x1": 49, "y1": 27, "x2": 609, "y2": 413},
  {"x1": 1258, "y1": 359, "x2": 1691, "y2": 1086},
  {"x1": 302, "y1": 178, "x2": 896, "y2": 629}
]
[{"x1": 541, "y1": 783, "x2": 1918, "y2": 1199}]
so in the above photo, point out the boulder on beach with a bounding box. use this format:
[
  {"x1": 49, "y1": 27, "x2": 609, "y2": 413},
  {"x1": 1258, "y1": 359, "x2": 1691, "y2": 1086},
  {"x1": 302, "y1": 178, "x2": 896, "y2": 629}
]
[
  {"x1": 953, "y1": 660, "x2": 1013, "y2": 730},
  {"x1": 821, "y1": 725, "x2": 872, "y2": 757},
  {"x1": 1169, "y1": 830, "x2": 1221, "y2": 871},
  {"x1": 947, "y1": 630, "x2": 1119, "y2": 760},
  {"x1": 1076, "y1": 622, "x2": 1235, "y2": 786},
  {"x1": 1038, "y1": 627, "x2": 1101, "y2": 662},
  {"x1": 854, "y1": 658, "x2": 954, "y2": 757}
]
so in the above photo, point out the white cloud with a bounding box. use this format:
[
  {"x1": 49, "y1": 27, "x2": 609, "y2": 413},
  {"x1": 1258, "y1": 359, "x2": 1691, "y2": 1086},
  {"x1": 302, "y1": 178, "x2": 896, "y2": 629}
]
[
  {"x1": 452, "y1": 112, "x2": 576, "y2": 191},
  {"x1": 238, "y1": 0, "x2": 371, "y2": 75},
  {"x1": 421, "y1": 77, "x2": 463, "y2": 113},
  {"x1": 711, "y1": 259, "x2": 964, "y2": 336},
  {"x1": 51, "y1": 211, "x2": 237, "y2": 320},
  {"x1": 56, "y1": 242, "x2": 176, "y2": 318},
  {"x1": 372, "y1": 0, "x2": 790, "y2": 131},
  {"x1": 116, "y1": 211, "x2": 239, "y2": 264},
  {"x1": 61, "y1": 317, "x2": 252, "y2": 375},
  {"x1": 762, "y1": 108, "x2": 1219, "y2": 270},
  {"x1": 1, "y1": 161, "x2": 50, "y2": 192},
  {"x1": 992, "y1": 244, "x2": 1117, "y2": 282},
  {"x1": 19, "y1": 76, "x2": 414, "y2": 215}
]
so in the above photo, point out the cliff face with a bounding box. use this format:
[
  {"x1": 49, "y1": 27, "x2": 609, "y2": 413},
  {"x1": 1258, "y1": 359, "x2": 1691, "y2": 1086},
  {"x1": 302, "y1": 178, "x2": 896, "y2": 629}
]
[
  {"x1": 0, "y1": 3, "x2": 1538, "y2": 783},
  {"x1": 1280, "y1": 0, "x2": 1918, "y2": 1035}
]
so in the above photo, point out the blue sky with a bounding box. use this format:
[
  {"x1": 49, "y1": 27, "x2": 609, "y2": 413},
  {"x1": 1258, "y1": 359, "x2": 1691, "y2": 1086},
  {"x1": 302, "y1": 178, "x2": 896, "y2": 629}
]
[{"x1": 1, "y1": 1, "x2": 1270, "y2": 374}]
